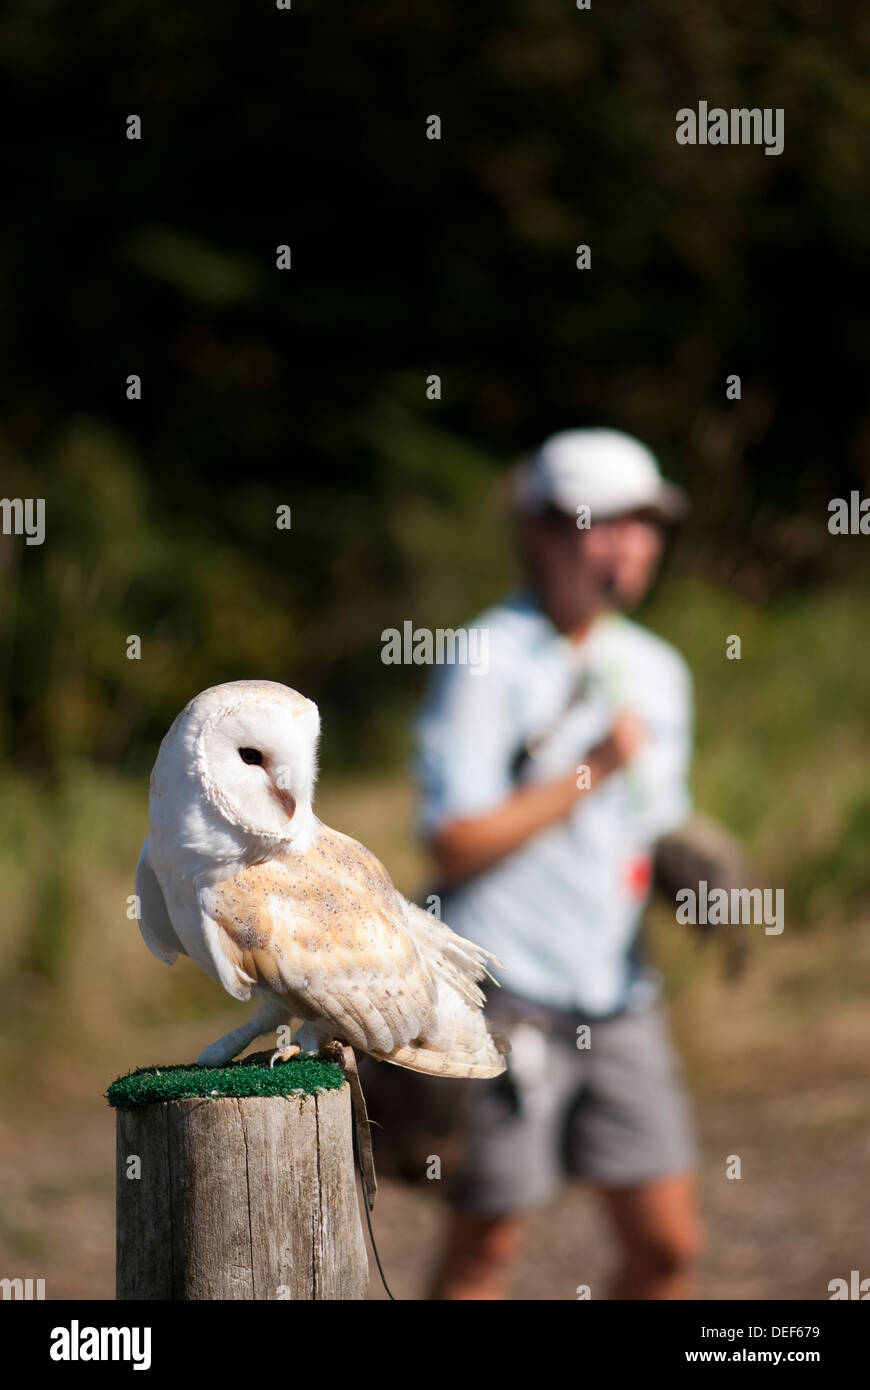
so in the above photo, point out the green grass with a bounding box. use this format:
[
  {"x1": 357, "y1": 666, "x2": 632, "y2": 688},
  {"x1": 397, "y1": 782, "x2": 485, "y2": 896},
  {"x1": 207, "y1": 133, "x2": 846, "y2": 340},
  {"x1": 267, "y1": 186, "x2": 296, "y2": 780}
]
[{"x1": 106, "y1": 1055, "x2": 345, "y2": 1109}]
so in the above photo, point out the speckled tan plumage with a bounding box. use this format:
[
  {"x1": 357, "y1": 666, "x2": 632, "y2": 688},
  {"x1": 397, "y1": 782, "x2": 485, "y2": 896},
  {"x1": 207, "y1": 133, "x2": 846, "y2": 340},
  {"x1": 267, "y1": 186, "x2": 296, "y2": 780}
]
[{"x1": 203, "y1": 822, "x2": 505, "y2": 1077}]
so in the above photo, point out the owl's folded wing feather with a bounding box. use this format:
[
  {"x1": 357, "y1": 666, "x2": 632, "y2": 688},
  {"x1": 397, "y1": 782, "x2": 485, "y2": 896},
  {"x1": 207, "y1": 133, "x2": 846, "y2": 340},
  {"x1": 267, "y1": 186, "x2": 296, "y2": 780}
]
[
  {"x1": 193, "y1": 823, "x2": 506, "y2": 1076},
  {"x1": 136, "y1": 840, "x2": 185, "y2": 964},
  {"x1": 196, "y1": 826, "x2": 438, "y2": 1054}
]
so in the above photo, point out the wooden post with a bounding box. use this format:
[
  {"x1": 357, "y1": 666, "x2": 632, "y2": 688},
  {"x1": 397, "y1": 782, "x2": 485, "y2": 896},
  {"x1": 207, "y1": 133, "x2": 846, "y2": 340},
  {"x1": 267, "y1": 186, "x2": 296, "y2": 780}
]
[{"x1": 116, "y1": 1085, "x2": 368, "y2": 1299}]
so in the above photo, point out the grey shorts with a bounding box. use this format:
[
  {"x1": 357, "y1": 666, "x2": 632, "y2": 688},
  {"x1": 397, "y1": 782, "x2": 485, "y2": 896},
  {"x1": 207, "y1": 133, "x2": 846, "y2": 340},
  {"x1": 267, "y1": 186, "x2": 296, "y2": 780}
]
[{"x1": 447, "y1": 994, "x2": 698, "y2": 1214}]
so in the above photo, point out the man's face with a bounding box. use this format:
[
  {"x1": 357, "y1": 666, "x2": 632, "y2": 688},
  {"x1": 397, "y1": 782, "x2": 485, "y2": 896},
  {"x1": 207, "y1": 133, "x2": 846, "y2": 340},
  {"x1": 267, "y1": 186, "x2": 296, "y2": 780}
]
[{"x1": 519, "y1": 506, "x2": 666, "y2": 633}]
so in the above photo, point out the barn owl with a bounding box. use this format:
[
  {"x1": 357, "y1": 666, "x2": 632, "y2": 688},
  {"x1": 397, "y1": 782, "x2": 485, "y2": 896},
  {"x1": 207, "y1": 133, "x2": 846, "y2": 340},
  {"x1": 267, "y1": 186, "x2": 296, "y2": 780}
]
[{"x1": 136, "y1": 680, "x2": 507, "y2": 1078}]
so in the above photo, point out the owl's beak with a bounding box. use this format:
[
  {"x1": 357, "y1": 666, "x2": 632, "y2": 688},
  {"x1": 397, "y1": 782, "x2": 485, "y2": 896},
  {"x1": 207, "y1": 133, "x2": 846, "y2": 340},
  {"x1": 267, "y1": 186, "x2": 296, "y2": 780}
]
[{"x1": 269, "y1": 774, "x2": 297, "y2": 822}]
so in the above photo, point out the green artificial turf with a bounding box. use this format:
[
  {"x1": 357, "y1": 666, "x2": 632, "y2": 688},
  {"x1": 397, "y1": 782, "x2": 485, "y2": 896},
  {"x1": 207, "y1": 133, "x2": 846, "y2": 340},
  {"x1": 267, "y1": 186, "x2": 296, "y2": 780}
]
[{"x1": 106, "y1": 1054, "x2": 344, "y2": 1110}]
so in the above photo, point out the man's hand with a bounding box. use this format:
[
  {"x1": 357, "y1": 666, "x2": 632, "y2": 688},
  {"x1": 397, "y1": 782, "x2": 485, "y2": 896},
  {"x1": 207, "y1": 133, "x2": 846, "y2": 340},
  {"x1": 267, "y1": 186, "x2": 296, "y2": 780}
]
[
  {"x1": 430, "y1": 709, "x2": 647, "y2": 889},
  {"x1": 589, "y1": 709, "x2": 646, "y2": 779}
]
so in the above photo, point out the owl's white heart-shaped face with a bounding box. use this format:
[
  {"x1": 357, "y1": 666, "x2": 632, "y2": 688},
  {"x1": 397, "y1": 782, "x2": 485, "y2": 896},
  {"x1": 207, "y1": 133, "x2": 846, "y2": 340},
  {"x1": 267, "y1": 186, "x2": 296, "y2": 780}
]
[
  {"x1": 196, "y1": 697, "x2": 320, "y2": 841},
  {"x1": 154, "y1": 680, "x2": 321, "y2": 849}
]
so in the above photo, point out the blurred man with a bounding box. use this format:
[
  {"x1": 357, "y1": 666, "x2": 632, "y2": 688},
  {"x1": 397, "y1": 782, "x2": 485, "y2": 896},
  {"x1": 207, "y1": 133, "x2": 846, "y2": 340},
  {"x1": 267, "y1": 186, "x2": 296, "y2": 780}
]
[{"x1": 415, "y1": 428, "x2": 700, "y2": 1299}]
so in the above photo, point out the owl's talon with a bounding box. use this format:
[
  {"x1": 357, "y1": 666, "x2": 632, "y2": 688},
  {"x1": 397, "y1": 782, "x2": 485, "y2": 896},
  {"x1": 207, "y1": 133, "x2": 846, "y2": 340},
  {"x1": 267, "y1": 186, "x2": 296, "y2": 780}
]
[
  {"x1": 318, "y1": 1041, "x2": 352, "y2": 1070},
  {"x1": 269, "y1": 1044, "x2": 301, "y2": 1069}
]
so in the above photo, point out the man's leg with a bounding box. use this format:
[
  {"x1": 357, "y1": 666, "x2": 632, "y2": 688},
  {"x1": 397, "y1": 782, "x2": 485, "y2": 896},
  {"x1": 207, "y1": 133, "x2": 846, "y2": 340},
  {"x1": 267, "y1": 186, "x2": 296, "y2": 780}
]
[
  {"x1": 574, "y1": 1005, "x2": 701, "y2": 1298},
  {"x1": 595, "y1": 1170, "x2": 700, "y2": 1299},
  {"x1": 427, "y1": 1210, "x2": 526, "y2": 1300}
]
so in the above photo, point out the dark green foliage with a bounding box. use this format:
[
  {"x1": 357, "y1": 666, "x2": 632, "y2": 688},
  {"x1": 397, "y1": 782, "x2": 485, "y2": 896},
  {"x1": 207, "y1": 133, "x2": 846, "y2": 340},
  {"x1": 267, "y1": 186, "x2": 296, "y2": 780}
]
[{"x1": 2, "y1": 2, "x2": 868, "y2": 776}]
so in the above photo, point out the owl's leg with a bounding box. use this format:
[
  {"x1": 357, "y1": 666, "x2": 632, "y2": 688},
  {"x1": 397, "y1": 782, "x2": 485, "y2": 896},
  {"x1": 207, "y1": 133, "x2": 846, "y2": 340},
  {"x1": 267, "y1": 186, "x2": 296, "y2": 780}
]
[
  {"x1": 292, "y1": 1021, "x2": 324, "y2": 1053},
  {"x1": 197, "y1": 1003, "x2": 289, "y2": 1067}
]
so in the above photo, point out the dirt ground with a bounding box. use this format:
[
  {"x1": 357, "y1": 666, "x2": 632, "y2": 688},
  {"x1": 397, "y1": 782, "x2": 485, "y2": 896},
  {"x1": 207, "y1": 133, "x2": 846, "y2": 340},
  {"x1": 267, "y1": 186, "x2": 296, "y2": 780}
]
[{"x1": 1, "y1": 928, "x2": 867, "y2": 1301}]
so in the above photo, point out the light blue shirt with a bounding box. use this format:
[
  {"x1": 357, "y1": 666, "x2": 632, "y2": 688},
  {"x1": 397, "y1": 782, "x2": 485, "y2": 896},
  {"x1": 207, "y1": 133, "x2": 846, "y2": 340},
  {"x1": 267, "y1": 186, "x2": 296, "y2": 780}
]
[{"x1": 415, "y1": 594, "x2": 693, "y2": 1017}]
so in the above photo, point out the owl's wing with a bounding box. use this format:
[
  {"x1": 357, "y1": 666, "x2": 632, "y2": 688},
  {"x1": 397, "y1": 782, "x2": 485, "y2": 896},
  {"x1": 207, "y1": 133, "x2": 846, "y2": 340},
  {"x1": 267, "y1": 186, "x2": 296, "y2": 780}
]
[
  {"x1": 135, "y1": 839, "x2": 185, "y2": 965},
  {"x1": 196, "y1": 824, "x2": 437, "y2": 1053}
]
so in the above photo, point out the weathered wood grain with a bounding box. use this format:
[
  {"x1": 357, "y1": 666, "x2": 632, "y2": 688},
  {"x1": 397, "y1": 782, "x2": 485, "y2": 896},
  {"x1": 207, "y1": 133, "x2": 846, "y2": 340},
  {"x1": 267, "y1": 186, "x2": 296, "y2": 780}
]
[{"x1": 116, "y1": 1084, "x2": 367, "y2": 1299}]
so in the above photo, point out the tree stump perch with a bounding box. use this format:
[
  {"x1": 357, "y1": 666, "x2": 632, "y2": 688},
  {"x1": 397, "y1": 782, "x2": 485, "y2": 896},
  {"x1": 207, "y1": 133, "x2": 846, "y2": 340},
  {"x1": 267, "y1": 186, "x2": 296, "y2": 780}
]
[{"x1": 116, "y1": 1084, "x2": 368, "y2": 1299}]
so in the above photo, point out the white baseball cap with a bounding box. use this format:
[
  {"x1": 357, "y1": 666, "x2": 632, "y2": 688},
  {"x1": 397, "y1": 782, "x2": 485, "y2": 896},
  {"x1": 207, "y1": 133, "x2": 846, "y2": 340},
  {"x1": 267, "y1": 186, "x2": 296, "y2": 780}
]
[{"x1": 515, "y1": 428, "x2": 688, "y2": 523}]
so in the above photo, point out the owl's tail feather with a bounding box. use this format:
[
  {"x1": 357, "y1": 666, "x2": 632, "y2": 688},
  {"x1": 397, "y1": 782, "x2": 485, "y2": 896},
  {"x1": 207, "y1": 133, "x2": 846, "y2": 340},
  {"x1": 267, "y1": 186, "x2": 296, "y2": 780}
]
[{"x1": 372, "y1": 1021, "x2": 509, "y2": 1079}]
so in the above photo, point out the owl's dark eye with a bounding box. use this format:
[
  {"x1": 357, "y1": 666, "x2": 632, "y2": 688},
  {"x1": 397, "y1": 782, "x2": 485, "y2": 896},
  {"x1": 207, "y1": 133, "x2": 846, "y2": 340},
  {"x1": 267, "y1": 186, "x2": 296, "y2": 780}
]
[{"x1": 239, "y1": 747, "x2": 264, "y2": 766}]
